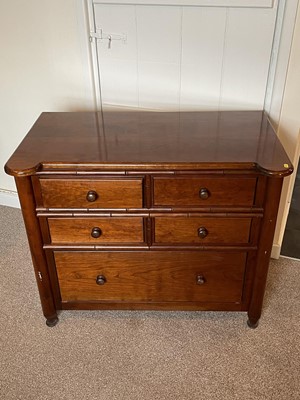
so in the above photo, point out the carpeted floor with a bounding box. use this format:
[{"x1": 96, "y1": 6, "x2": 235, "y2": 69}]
[{"x1": 0, "y1": 205, "x2": 299, "y2": 400}]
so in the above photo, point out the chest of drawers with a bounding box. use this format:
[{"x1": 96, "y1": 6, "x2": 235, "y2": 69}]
[{"x1": 5, "y1": 111, "x2": 293, "y2": 327}]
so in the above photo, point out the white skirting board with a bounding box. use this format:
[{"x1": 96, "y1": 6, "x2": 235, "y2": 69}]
[
  {"x1": 0, "y1": 189, "x2": 20, "y2": 209},
  {"x1": 271, "y1": 243, "x2": 281, "y2": 259}
]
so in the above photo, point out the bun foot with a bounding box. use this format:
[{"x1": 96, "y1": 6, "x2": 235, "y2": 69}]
[
  {"x1": 247, "y1": 319, "x2": 259, "y2": 329},
  {"x1": 46, "y1": 317, "x2": 59, "y2": 327}
]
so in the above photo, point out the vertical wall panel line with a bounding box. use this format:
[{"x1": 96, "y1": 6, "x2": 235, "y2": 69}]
[
  {"x1": 135, "y1": 5, "x2": 140, "y2": 108},
  {"x1": 178, "y1": 6, "x2": 183, "y2": 111},
  {"x1": 218, "y1": 7, "x2": 229, "y2": 111}
]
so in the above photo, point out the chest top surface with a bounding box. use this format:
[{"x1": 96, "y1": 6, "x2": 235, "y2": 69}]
[{"x1": 5, "y1": 110, "x2": 293, "y2": 176}]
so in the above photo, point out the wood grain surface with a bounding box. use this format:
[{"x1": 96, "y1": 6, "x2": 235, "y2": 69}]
[
  {"x1": 153, "y1": 176, "x2": 256, "y2": 206},
  {"x1": 48, "y1": 217, "x2": 144, "y2": 244},
  {"x1": 154, "y1": 217, "x2": 251, "y2": 244},
  {"x1": 5, "y1": 111, "x2": 293, "y2": 176},
  {"x1": 55, "y1": 251, "x2": 246, "y2": 303},
  {"x1": 39, "y1": 178, "x2": 143, "y2": 208}
]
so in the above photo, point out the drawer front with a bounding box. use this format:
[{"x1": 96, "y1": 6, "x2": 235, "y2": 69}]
[
  {"x1": 39, "y1": 179, "x2": 143, "y2": 208},
  {"x1": 154, "y1": 217, "x2": 251, "y2": 244},
  {"x1": 55, "y1": 251, "x2": 246, "y2": 303},
  {"x1": 153, "y1": 177, "x2": 256, "y2": 207},
  {"x1": 48, "y1": 217, "x2": 144, "y2": 244}
]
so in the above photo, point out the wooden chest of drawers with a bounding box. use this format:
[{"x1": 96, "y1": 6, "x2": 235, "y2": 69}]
[{"x1": 5, "y1": 111, "x2": 293, "y2": 328}]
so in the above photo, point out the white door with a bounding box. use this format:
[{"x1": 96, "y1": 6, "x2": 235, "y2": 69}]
[{"x1": 89, "y1": 0, "x2": 279, "y2": 112}]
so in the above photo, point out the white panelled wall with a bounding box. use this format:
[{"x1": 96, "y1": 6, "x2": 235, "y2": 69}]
[{"x1": 92, "y1": 1, "x2": 277, "y2": 111}]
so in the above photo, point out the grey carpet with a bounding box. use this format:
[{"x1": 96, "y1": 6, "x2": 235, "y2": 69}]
[{"x1": 0, "y1": 205, "x2": 299, "y2": 400}]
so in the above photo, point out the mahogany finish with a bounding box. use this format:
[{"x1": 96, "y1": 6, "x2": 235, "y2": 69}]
[
  {"x1": 38, "y1": 178, "x2": 143, "y2": 208},
  {"x1": 5, "y1": 110, "x2": 293, "y2": 327},
  {"x1": 4, "y1": 111, "x2": 293, "y2": 176},
  {"x1": 154, "y1": 217, "x2": 252, "y2": 244},
  {"x1": 55, "y1": 251, "x2": 246, "y2": 303},
  {"x1": 153, "y1": 176, "x2": 257, "y2": 207},
  {"x1": 48, "y1": 217, "x2": 145, "y2": 244}
]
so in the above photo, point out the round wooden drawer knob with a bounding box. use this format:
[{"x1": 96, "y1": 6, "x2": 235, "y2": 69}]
[
  {"x1": 96, "y1": 275, "x2": 106, "y2": 285},
  {"x1": 199, "y1": 187, "x2": 210, "y2": 200},
  {"x1": 91, "y1": 227, "x2": 102, "y2": 238},
  {"x1": 196, "y1": 275, "x2": 206, "y2": 285},
  {"x1": 86, "y1": 190, "x2": 98, "y2": 202},
  {"x1": 198, "y1": 226, "x2": 208, "y2": 239}
]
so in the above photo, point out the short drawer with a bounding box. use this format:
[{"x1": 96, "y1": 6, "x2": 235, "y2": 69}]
[
  {"x1": 55, "y1": 251, "x2": 246, "y2": 303},
  {"x1": 48, "y1": 217, "x2": 144, "y2": 244},
  {"x1": 154, "y1": 217, "x2": 251, "y2": 244},
  {"x1": 153, "y1": 176, "x2": 256, "y2": 207},
  {"x1": 39, "y1": 178, "x2": 143, "y2": 208}
]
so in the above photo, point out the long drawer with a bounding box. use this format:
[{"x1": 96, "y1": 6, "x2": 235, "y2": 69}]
[
  {"x1": 55, "y1": 251, "x2": 247, "y2": 303},
  {"x1": 154, "y1": 217, "x2": 252, "y2": 244},
  {"x1": 153, "y1": 176, "x2": 257, "y2": 207},
  {"x1": 48, "y1": 217, "x2": 145, "y2": 244},
  {"x1": 38, "y1": 178, "x2": 143, "y2": 208}
]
